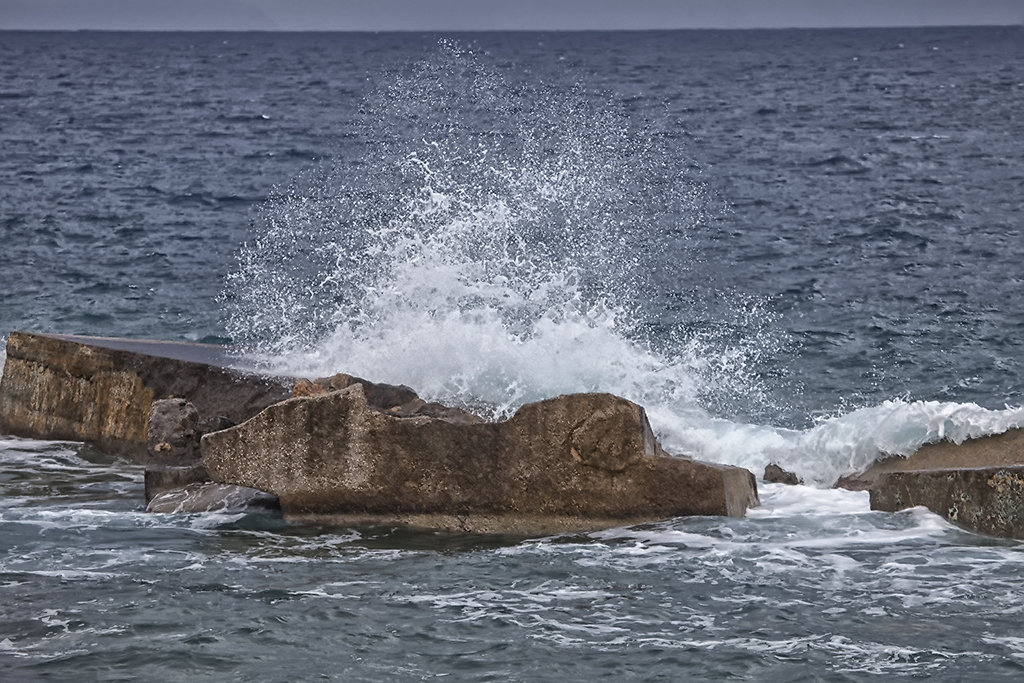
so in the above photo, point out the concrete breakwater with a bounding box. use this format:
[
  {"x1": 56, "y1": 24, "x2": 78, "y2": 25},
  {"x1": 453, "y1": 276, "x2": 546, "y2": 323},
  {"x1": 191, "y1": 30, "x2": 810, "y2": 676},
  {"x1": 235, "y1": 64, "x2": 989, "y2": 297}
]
[
  {"x1": 0, "y1": 331, "x2": 759, "y2": 536},
  {"x1": 0, "y1": 331, "x2": 292, "y2": 459},
  {"x1": 7, "y1": 331, "x2": 1023, "y2": 539}
]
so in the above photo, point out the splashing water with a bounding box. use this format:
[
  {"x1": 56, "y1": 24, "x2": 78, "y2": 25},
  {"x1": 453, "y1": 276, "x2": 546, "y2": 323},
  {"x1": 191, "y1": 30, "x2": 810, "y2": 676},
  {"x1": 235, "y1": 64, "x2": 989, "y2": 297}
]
[
  {"x1": 224, "y1": 42, "x2": 1023, "y2": 485},
  {"x1": 225, "y1": 42, "x2": 774, "y2": 413},
  {"x1": 667, "y1": 400, "x2": 1024, "y2": 487}
]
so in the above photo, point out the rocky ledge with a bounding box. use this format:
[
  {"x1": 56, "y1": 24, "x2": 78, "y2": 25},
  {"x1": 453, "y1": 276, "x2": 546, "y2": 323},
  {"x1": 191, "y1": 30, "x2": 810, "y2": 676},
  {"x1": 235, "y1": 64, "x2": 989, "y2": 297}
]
[
  {"x1": 0, "y1": 332, "x2": 760, "y2": 536},
  {"x1": 0, "y1": 331, "x2": 292, "y2": 459},
  {"x1": 871, "y1": 465, "x2": 1024, "y2": 539},
  {"x1": 840, "y1": 428, "x2": 1024, "y2": 539},
  {"x1": 837, "y1": 428, "x2": 1024, "y2": 492},
  {"x1": 203, "y1": 385, "x2": 759, "y2": 535}
]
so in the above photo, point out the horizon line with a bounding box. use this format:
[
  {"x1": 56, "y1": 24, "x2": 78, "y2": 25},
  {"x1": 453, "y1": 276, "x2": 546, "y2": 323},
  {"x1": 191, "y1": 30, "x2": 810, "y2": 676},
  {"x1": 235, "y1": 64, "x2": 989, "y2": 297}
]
[{"x1": 1, "y1": 23, "x2": 1021, "y2": 33}]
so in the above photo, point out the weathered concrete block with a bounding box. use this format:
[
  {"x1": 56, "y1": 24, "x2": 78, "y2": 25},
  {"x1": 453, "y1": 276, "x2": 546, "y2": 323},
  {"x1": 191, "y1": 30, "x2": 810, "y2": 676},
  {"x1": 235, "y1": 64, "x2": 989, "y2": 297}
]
[
  {"x1": 203, "y1": 385, "x2": 759, "y2": 535},
  {"x1": 870, "y1": 466, "x2": 1024, "y2": 539},
  {"x1": 0, "y1": 331, "x2": 293, "y2": 460}
]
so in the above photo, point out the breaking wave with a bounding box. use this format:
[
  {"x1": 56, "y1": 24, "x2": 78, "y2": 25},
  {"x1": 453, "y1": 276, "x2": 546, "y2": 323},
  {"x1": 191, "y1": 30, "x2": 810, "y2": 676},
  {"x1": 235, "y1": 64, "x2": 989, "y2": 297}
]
[{"x1": 224, "y1": 41, "x2": 1023, "y2": 486}]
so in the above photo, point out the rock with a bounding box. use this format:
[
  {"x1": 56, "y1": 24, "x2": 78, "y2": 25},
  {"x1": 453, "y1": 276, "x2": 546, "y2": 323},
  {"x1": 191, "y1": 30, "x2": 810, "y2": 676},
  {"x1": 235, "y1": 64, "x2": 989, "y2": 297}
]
[
  {"x1": 293, "y1": 373, "x2": 483, "y2": 424},
  {"x1": 198, "y1": 415, "x2": 237, "y2": 434},
  {"x1": 386, "y1": 397, "x2": 485, "y2": 425},
  {"x1": 764, "y1": 463, "x2": 801, "y2": 485},
  {"x1": 837, "y1": 428, "x2": 1024, "y2": 491},
  {"x1": 144, "y1": 464, "x2": 210, "y2": 503},
  {"x1": 847, "y1": 428, "x2": 1024, "y2": 539},
  {"x1": 870, "y1": 466, "x2": 1024, "y2": 539},
  {"x1": 146, "y1": 399, "x2": 201, "y2": 465},
  {"x1": 292, "y1": 372, "x2": 417, "y2": 408},
  {"x1": 142, "y1": 399, "x2": 241, "y2": 504},
  {"x1": 0, "y1": 331, "x2": 293, "y2": 460},
  {"x1": 146, "y1": 482, "x2": 280, "y2": 514},
  {"x1": 202, "y1": 386, "x2": 759, "y2": 535}
]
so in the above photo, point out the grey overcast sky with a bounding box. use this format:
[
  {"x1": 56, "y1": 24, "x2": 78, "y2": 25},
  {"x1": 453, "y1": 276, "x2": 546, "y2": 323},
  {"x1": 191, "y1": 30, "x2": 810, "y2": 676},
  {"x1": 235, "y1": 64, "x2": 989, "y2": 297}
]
[{"x1": 1, "y1": 0, "x2": 1022, "y2": 31}]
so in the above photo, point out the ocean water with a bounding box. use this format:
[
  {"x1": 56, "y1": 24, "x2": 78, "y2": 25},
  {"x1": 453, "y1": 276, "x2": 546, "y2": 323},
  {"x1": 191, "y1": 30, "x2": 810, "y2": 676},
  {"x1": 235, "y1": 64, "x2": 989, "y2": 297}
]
[{"x1": 2, "y1": 27, "x2": 1024, "y2": 679}]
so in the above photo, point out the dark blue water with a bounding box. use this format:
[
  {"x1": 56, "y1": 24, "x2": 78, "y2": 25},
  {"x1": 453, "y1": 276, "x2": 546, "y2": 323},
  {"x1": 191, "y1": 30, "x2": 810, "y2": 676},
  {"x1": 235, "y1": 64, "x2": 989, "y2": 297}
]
[{"x1": 2, "y1": 28, "x2": 1024, "y2": 679}]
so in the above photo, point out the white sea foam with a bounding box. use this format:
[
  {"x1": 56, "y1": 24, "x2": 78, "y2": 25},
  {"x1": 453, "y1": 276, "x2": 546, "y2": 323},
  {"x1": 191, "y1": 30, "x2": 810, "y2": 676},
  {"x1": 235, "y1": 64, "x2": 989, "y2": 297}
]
[
  {"x1": 661, "y1": 400, "x2": 1024, "y2": 487},
  {"x1": 0, "y1": 436, "x2": 82, "y2": 454},
  {"x1": 29, "y1": 569, "x2": 125, "y2": 581},
  {"x1": 747, "y1": 482, "x2": 871, "y2": 517}
]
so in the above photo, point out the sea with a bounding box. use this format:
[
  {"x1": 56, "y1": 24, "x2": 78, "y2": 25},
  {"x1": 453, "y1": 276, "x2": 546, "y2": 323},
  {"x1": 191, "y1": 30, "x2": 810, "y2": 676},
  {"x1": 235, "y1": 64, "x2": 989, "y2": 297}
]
[{"x1": 1, "y1": 27, "x2": 1023, "y2": 680}]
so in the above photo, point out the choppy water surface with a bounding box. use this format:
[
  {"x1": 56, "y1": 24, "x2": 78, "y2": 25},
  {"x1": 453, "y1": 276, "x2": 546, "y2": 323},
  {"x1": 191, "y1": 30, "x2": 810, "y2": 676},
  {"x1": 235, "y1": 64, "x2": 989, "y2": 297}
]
[
  {"x1": 3, "y1": 440, "x2": 1024, "y2": 680},
  {"x1": 2, "y1": 27, "x2": 1024, "y2": 679}
]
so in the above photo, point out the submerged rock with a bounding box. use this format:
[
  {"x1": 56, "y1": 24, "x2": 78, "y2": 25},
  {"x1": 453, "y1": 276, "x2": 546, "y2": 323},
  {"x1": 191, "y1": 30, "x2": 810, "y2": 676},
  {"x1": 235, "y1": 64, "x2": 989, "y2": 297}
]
[
  {"x1": 0, "y1": 331, "x2": 293, "y2": 460},
  {"x1": 144, "y1": 465, "x2": 211, "y2": 504},
  {"x1": 146, "y1": 482, "x2": 280, "y2": 514},
  {"x1": 871, "y1": 466, "x2": 1024, "y2": 539},
  {"x1": 202, "y1": 385, "x2": 759, "y2": 535}
]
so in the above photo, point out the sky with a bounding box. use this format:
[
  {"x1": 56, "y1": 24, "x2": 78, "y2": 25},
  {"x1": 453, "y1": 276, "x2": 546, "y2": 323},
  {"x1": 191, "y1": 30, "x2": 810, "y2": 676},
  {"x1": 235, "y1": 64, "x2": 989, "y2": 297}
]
[{"x1": 1, "y1": 0, "x2": 1022, "y2": 31}]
